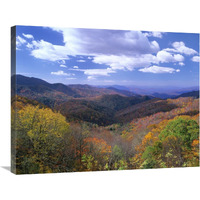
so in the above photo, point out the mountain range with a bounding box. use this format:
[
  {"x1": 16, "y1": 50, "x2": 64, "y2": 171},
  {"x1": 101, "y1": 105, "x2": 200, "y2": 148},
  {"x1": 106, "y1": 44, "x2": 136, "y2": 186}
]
[
  {"x1": 11, "y1": 74, "x2": 199, "y2": 126},
  {"x1": 12, "y1": 75, "x2": 139, "y2": 106}
]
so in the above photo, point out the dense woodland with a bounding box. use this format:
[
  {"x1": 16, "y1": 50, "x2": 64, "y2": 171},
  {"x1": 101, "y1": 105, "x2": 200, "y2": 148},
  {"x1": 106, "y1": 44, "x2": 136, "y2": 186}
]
[{"x1": 11, "y1": 75, "x2": 199, "y2": 174}]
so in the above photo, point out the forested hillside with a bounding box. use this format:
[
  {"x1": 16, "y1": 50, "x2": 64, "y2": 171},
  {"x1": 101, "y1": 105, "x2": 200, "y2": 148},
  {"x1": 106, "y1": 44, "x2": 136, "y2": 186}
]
[
  {"x1": 11, "y1": 75, "x2": 199, "y2": 174},
  {"x1": 12, "y1": 75, "x2": 137, "y2": 107},
  {"x1": 55, "y1": 94, "x2": 152, "y2": 125}
]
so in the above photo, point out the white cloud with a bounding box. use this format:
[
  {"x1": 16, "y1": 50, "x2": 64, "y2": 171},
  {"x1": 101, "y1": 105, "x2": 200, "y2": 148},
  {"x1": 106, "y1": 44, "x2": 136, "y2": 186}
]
[
  {"x1": 77, "y1": 59, "x2": 85, "y2": 62},
  {"x1": 58, "y1": 60, "x2": 66, "y2": 64},
  {"x1": 152, "y1": 32, "x2": 163, "y2": 38},
  {"x1": 92, "y1": 52, "x2": 184, "y2": 72},
  {"x1": 156, "y1": 50, "x2": 184, "y2": 63},
  {"x1": 24, "y1": 28, "x2": 198, "y2": 77},
  {"x1": 191, "y1": 56, "x2": 200, "y2": 62},
  {"x1": 87, "y1": 76, "x2": 96, "y2": 80},
  {"x1": 60, "y1": 64, "x2": 67, "y2": 68},
  {"x1": 16, "y1": 36, "x2": 26, "y2": 49},
  {"x1": 173, "y1": 54, "x2": 185, "y2": 62},
  {"x1": 72, "y1": 67, "x2": 116, "y2": 79},
  {"x1": 172, "y1": 42, "x2": 197, "y2": 55},
  {"x1": 66, "y1": 77, "x2": 77, "y2": 80},
  {"x1": 22, "y1": 33, "x2": 34, "y2": 39},
  {"x1": 93, "y1": 54, "x2": 158, "y2": 71},
  {"x1": 179, "y1": 62, "x2": 185, "y2": 66},
  {"x1": 26, "y1": 43, "x2": 33, "y2": 49},
  {"x1": 30, "y1": 40, "x2": 69, "y2": 61},
  {"x1": 25, "y1": 28, "x2": 162, "y2": 72},
  {"x1": 139, "y1": 65, "x2": 180, "y2": 74},
  {"x1": 16, "y1": 36, "x2": 26, "y2": 44},
  {"x1": 144, "y1": 31, "x2": 163, "y2": 38},
  {"x1": 51, "y1": 70, "x2": 74, "y2": 76},
  {"x1": 50, "y1": 28, "x2": 160, "y2": 56},
  {"x1": 165, "y1": 42, "x2": 197, "y2": 55},
  {"x1": 83, "y1": 68, "x2": 116, "y2": 76}
]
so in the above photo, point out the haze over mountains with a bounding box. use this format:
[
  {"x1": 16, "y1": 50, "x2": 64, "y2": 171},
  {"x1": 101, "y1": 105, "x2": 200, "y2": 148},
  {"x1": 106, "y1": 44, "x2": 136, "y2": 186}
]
[
  {"x1": 12, "y1": 74, "x2": 199, "y2": 126},
  {"x1": 98, "y1": 84, "x2": 199, "y2": 98},
  {"x1": 12, "y1": 74, "x2": 137, "y2": 98},
  {"x1": 12, "y1": 74, "x2": 199, "y2": 98}
]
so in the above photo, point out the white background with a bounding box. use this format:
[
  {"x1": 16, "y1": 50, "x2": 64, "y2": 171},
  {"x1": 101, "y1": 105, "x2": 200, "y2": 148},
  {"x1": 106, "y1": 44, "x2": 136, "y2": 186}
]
[{"x1": 0, "y1": 0, "x2": 199, "y2": 199}]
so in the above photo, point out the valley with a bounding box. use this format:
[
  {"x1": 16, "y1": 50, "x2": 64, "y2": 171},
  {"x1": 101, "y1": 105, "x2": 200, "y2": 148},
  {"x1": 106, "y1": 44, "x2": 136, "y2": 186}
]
[{"x1": 11, "y1": 74, "x2": 199, "y2": 174}]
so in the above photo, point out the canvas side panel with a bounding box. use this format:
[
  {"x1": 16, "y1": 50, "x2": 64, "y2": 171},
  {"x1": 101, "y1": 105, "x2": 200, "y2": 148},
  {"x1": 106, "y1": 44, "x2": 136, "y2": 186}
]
[{"x1": 11, "y1": 26, "x2": 16, "y2": 174}]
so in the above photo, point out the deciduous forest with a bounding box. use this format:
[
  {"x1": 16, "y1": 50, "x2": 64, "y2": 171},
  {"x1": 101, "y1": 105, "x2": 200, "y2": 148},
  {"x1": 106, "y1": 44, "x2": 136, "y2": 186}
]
[{"x1": 11, "y1": 75, "x2": 199, "y2": 174}]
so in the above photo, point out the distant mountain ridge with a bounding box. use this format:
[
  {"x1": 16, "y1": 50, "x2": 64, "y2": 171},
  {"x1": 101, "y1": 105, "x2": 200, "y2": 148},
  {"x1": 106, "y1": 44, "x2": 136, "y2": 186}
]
[
  {"x1": 11, "y1": 75, "x2": 199, "y2": 126},
  {"x1": 152, "y1": 93, "x2": 176, "y2": 99},
  {"x1": 11, "y1": 75, "x2": 139, "y2": 107},
  {"x1": 98, "y1": 84, "x2": 199, "y2": 98},
  {"x1": 174, "y1": 90, "x2": 199, "y2": 99}
]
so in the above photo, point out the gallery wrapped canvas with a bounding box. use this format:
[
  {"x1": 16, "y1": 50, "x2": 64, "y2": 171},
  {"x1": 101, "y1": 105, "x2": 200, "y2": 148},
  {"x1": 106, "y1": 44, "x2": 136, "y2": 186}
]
[{"x1": 11, "y1": 26, "x2": 199, "y2": 174}]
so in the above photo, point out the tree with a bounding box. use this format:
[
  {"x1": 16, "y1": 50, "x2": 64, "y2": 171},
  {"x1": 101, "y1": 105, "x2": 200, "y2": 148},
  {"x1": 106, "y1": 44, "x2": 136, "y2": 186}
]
[
  {"x1": 159, "y1": 116, "x2": 199, "y2": 149},
  {"x1": 108, "y1": 145, "x2": 127, "y2": 170},
  {"x1": 140, "y1": 141, "x2": 163, "y2": 169},
  {"x1": 81, "y1": 137, "x2": 111, "y2": 171},
  {"x1": 13, "y1": 105, "x2": 70, "y2": 174},
  {"x1": 70, "y1": 122, "x2": 90, "y2": 171},
  {"x1": 141, "y1": 116, "x2": 199, "y2": 169}
]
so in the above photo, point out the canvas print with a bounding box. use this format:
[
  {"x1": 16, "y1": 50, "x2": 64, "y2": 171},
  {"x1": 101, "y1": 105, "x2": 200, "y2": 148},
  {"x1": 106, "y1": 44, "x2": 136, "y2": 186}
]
[{"x1": 11, "y1": 26, "x2": 199, "y2": 174}]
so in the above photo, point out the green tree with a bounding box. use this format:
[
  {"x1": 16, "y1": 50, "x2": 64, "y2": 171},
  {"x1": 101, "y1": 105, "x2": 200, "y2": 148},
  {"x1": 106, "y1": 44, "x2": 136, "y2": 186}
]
[
  {"x1": 159, "y1": 116, "x2": 199, "y2": 167},
  {"x1": 140, "y1": 141, "x2": 163, "y2": 169},
  {"x1": 159, "y1": 116, "x2": 199, "y2": 149},
  {"x1": 140, "y1": 116, "x2": 199, "y2": 169}
]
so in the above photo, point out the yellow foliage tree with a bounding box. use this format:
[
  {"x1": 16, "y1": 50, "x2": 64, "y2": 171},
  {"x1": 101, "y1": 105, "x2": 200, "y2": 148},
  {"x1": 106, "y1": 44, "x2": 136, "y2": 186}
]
[{"x1": 12, "y1": 105, "x2": 70, "y2": 174}]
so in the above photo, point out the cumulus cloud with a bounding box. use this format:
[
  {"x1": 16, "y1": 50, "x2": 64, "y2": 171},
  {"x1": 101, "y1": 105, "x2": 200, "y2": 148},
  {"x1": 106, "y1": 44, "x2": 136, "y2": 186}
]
[
  {"x1": 51, "y1": 70, "x2": 74, "y2": 76},
  {"x1": 179, "y1": 62, "x2": 185, "y2": 66},
  {"x1": 172, "y1": 42, "x2": 197, "y2": 55},
  {"x1": 92, "y1": 51, "x2": 184, "y2": 72},
  {"x1": 22, "y1": 33, "x2": 34, "y2": 39},
  {"x1": 93, "y1": 54, "x2": 158, "y2": 71},
  {"x1": 144, "y1": 31, "x2": 163, "y2": 38},
  {"x1": 191, "y1": 56, "x2": 200, "y2": 62},
  {"x1": 139, "y1": 65, "x2": 180, "y2": 74},
  {"x1": 156, "y1": 50, "x2": 184, "y2": 63},
  {"x1": 24, "y1": 28, "x2": 162, "y2": 72},
  {"x1": 50, "y1": 27, "x2": 160, "y2": 56},
  {"x1": 164, "y1": 41, "x2": 197, "y2": 55},
  {"x1": 30, "y1": 40, "x2": 69, "y2": 61},
  {"x1": 23, "y1": 27, "x2": 198, "y2": 78}
]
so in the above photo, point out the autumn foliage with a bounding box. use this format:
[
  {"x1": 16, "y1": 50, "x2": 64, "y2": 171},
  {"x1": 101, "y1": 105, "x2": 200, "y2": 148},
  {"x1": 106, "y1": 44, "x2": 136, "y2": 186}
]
[{"x1": 11, "y1": 95, "x2": 199, "y2": 174}]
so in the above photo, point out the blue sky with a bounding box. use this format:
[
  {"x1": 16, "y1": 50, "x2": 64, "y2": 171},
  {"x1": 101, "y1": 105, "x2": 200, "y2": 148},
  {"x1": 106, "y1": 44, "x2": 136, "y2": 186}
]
[{"x1": 16, "y1": 26, "x2": 199, "y2": 88}]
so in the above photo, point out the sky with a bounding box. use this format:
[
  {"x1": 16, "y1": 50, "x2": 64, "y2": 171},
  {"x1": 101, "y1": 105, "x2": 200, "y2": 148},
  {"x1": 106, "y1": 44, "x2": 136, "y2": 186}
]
[{"x1": 15, "y1": 26, "x2": 200, "y2": 88}]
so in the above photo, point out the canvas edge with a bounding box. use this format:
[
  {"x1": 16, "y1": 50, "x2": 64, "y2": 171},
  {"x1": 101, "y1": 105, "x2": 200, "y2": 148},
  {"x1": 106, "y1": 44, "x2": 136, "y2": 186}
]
[{"x1": 11, "y1": 26, "x2": 17, "y2": 174}]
